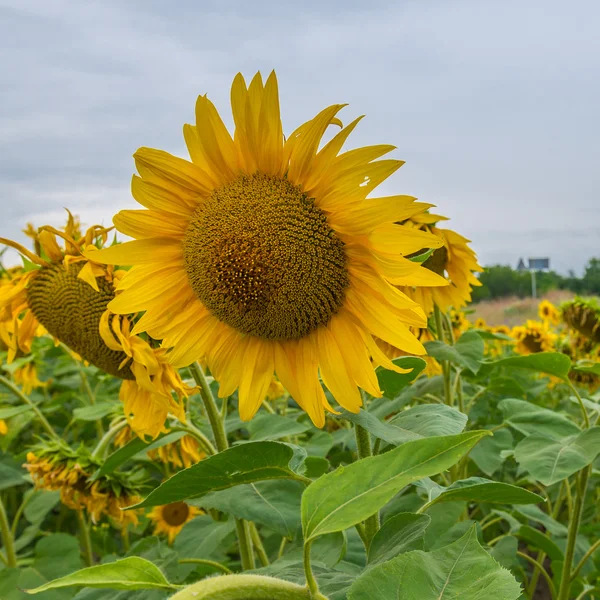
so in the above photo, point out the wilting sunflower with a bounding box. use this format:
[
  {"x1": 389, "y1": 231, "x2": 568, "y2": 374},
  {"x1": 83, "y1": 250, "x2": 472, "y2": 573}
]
[
  {"x1": 12, "y1": 362, "x2": 47, "y2": 395},
  {"x1": 88, "y1": 71, "x2": 448, "y2": 427},
  {"x1": 397, "y1": 212, "x2": 482, "y2": 316},
  {"x1": 24, "y1": 442, "x2": 142, "y2": 526},
  {"x1": 538, "y1": 299, "x2": 560, "y2": 326},
  {"x1": 148, "y1": 502, "x2": 202, "y2": 544},
  {"x1": 512, "y1": 320, "x2": 557, "y2": 355},
  {"x1": 0, "y1": 215, "x2": 192, "y2": 438},
  {"x1": 562, "y1": 298, "x2": 600, "y2": 344}
]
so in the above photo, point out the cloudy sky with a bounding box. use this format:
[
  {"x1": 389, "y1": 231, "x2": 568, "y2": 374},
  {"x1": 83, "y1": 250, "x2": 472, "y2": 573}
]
[{"x1": 1, "y1": 0, "x2": 599, "y2": 274}]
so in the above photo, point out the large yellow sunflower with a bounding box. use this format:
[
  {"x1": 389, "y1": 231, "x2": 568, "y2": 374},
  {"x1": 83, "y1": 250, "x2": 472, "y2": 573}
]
[
  {"x1": 512, "y1": 320, "x2": 556, "y2": 355},
  {"x1": 398, "y1": 212, "x2": 482, "y2": 315},
  {"x1": 0, "y1": 215, "x2": 191, "y2": 438},
  {"x1": 89, "y1": 71, "x2": 447, "y2": 427}
]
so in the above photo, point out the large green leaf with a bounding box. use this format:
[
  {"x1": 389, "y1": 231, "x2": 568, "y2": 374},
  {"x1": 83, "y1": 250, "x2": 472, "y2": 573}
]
[
  {"x1": 517, "y1": 525, "x2": 563, "y2": 561},
  {"x1": 470, "y1": 429, "x2": 513, "y2": 476},
  {"x1": 421, "y1": 477, "x2": 543, "y2": 509},
  {"x1": 301, "y1": 431, "x2": 489, "y2": 541},
  {"x1": 424, "y1": 331, "x2": 485, "y2": 374},
  {"x1": 376, "y1": 357, "x2": 427, "y2": 399},
  {"x1": 499, "y1": 398, "x2": 580, "y2": 439},
  {"x1": 132, "y1": 441, "x2": 306, "y2": 508},
  {"x1": 25, "y1": 558, "x2": 177, "y2": 593},
  {"x1": 193, "y1": 480, "x2": 304, "y2": 538},
  {"x1": 514, "y1": 427, "x2": 600, "y2": 485},
  {"x1": 485, "y1": 352, "x2": 571, "y2": 379},
  {"x1": 572, "y1": 359, "x2": 600, "y2": 375},
  {"x1": 348, "y1": 526, "x2": 521, "y2": 599},
  {"x1": 72, "y1": 403, "x2": 117, "y2": 422},
  {"x1": 0, "y1": 404, "x2": 34, "y2": 419},
  {"x1": 368, "y1": 513, "x2": 431, "y2": 565},
  {"x1": 172, "y1": 515, "x2": 235, "y2": 560},
  {"x1": 246, "y1": 413, "x2": 311, "y2": 441},
  {"x1": 340, "y1": 404, "x2": 467, "y2": 446},
  {"x1": 0, "y1": 461, "x2": 27, "y2": 491}
]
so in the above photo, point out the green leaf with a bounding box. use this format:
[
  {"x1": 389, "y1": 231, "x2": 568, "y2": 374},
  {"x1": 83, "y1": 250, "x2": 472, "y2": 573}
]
[
  {"x1": 173, "y1": 515, "x2": 235, "y2": 560},
  {"x1": 376, "y1": 357, "x2": 427, "y2": 399},
  {"x1": 0, "y1": 461, "x2": 27, "y2": 491},
  {"x1": 485, "y1": 352, "x2": 571, "y2": 379},
  {"x1": 72, "y1": 403, "x2": 117, "y2": 422},
  {"x1": 349, "y1": 526, "x2": 521, "y2": 599},
  {"x1": 470, "y1": 429, "x2": 513, "y2": 476},
  {"x1": 422, "y1": 477, "x2": 544, "y2": 509},
  {"x1": 25, "y1": 557, "x2": 176, "y2": 593},
  {"x1": 301, "y1": 431, "x2": 490, "y2": 541},
  {"x1": 246, "y1": 413, "x2": 311, "y2": 441},
  {"x1": 490, "y1": 536, "x2": 518, "y2": 569},
  {"x1": 514, "y1": 427, "x2": 600, "y2": 485},
  {"x1": 517, "y1": 525, "x2": 563, "y2": 561},
  {"x1": 24, "y1": 490, "x2": 61, "y2": 524},
  {"x1": 499, "y1": 398, "x2": 580, "y2": 439},
  {"x1": 193, "y1": 480, "x2": 304, "y2": 539},
  {"x1": 424, "y1": 331, "x2": 485, "y2": 374},
  {"x1": 91, "y1": 431, "x2": 185, "y2": 480},
  {"x1": 133, "y1": 441, "x2": 306, "y2": 509},
  {"x1": 0, "y1": 404, "x2": 34, "y2": 419},
  {"x1": 572, "y1": 359, "x2": 600, "y2": 375},
  {"x1": 368, "y1": 513, "x2": 431, "y2": 565},
  {"x1": 340, "y1": 404, "x2": 467, "y2": 447}
]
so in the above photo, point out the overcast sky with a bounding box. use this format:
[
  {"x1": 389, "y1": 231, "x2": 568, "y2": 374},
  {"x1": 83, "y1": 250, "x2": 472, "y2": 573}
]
[{"x1": 1, "y1": 0, "x2": 599, "y2": 274}]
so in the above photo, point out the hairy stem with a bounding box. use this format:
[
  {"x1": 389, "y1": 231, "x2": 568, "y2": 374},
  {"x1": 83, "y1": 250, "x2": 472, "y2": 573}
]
[
  {"x1": 91, "y1": 419, "x2": 127, "y2": 459},
  {"x1": 0, "y1": 495, "x2": 17, "y2": 567},
  {"x1": 354, "y1": 423, "x2": 380, "y2": 542},
  {"x1": 236, "y1": 518, "x2": 256, "y2": 570}
]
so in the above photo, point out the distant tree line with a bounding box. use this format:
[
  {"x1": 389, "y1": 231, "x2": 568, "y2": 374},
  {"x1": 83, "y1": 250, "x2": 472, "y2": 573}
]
[{"x1": 471, "y1": 258, "x2": 600, "y2": 302}]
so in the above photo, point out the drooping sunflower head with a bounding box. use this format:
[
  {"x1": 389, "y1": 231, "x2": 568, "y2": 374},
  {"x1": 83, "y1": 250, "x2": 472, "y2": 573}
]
[
  {"x1": 562, "y1": 298, "x2": 600, "y2": 344},
  {"x1": 24, "y1": 441, "x2": 142, "y2": 526},
  {"x1": 511, "y1": 320, "x2": 557, "y2": 355},
  {"x1": 149, "y1": 502, "x2": 202, "y2": 545},
  {"x1": 538, "y1": 299, "x2": 561, "y2": 326},
  {"x1": 89, "y1": 71, "x2": 451, "y2": 427},
  {"x1": 397, "y1": 212, "x2": 483, "y2": 316},
  {"x1": 1, "y1": 215, "x2": 191, "y2": 439}
]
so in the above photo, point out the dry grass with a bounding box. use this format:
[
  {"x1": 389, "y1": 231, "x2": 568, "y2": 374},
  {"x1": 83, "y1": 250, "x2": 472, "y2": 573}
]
[{"x1": 469, "y1": 290, "x2": 575, "y2": 328}]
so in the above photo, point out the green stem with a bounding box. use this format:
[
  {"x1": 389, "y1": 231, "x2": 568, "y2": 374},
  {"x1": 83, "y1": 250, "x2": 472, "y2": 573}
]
[
  {"x1": 433, "y1": 305, "x2": 453, "y2": 406},
  {"x1": 557, "y1": 466, "x2": 591, "y2": 600},
  {"x1": 0, "y1": 375, "x2": 59, "y2": 441},
  {"x1": 77, "y1": 510, "x2": 94, "y2": 567},
  {"x1": 517, "y1": 551, "x2": 557, "y2": 599},
  {"x1": 189, "y1": 362, "x2": 228, "y2": 452},
  {"x1": 189, "y1": 363, "x2": 256, "y2": 571},
  {"x1": 74, "y1": 358, "x2": 104, "y2": 438},
  {"x1": 572, "y1": 538, "x2": 600, "y2": 582},
  {"x1": 91, "y1": 420, "x2": 127, "y2": 459},
  {"x1": 10, "y1": 490, "x2": 34, "y2": 538},
  {"x1": 0, "y1": 495, "x2": 17, "y2": 567},
  {"x1": 567, "y1": 380, "x2": 591, "y2": 429},
  {"x1": 236, "y1": 518, "x2": 256, "y2": 570},
  {"x1": 303, "y1": 540, "x2": 322, "y2": 598},
  {"x1": 170, "y1": 574, "x2": 328, "y2": 600},
  {"x1": 354, "y1": 424, "x2": 379, "y2": 542},
  {"x1": 179, "y1": 558, "x2": 233, "y2": 574},
  {"x1": 576, "y1": 589, "x2": 600, "y2": 600},
  {"x1": 171, "y1": 423, "x2": 217, "y2": 456},
  {"x1": 249, "y1": 523, "x2": 270, "y2": 566},
  {"x1": 277, "y1": 537, "x2": 289, "y2": 560}
]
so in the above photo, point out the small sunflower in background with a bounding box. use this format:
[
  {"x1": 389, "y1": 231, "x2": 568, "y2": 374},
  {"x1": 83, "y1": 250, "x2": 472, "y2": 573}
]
[
  {"x1": 0, "y1": 214, "x2": 194, "y2": 439},
  {"x1": 538, "y1": 300, "x2": 561, "y2": 326},
  {"x1": 449, "y1": 309, "x2": 470, "y2": 338},
  {"x1": 562, "y1": 297, "x2": 600, "y2": 344},
  {"x1": 89, "y1": 71, "x2": 449, "y2": 428},
  {"x1": 512, "y1": 320, "x2": 557, "y2": 355},
  {"x1": 397, "y1": 212, "x2": 483, "y2": 316},
  {"x1": 149, "y1": 502, "x2": 202, "y2": 544},
  {"x1": 474, "y1": 317, "x2": 488, "y2": 330},
  {"x1": 0, "y1": 419, "x2": 7, "y2": 435}
]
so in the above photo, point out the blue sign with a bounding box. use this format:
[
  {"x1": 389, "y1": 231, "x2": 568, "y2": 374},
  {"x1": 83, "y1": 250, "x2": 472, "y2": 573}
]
[{"x1": 528, "y1": 258, "x2": 550, "y2": 271}]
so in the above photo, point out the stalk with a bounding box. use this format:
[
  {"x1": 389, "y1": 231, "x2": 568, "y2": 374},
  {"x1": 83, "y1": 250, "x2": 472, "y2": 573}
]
[
  {"x1": 77, "y1": 510, "x2": 94, "y2": 567},
  {"x1": 0, "y1": 495, "x2": 17, "y2": 567},
  {"x1": 354, "y1": 423, "x2": 379, "y2": 541},
  {"x1": 91, "y1": 419, "x2": 127, "y2": 459}
]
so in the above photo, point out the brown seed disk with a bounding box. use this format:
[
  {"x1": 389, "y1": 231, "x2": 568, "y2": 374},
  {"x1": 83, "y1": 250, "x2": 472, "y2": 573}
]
[
  {"x1": 182, "y1": 173, "x2": 349, "y2": 340},
  {"x1": 27, "y1": 263, "x2": 134, "y2": 379}
]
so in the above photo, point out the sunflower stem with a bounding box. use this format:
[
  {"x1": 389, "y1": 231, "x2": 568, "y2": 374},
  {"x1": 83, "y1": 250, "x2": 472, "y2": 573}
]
[
  {"x1": 0, "y1": 495, "x2": 17, "y2": 568},
  {"x1": 354, "y1": 423, "x2": 380, "y2": 542},
  {"x1": 557, "y1": 466, "x2": 591, "y2": 600},
  {"x1": 236, "y1": 518, "x2": 256, "y2": 570},
  {"x1": 73, "y1": 357, "x2": 104, "y2": 439},
  {"x1": 172, "y1": 423, "x2": 217, "y2": 456},
  {"x1": 303, "y1": 540, "x2": 322, "y2": 598},
  {"x1": 249, "y1": 522, "x2": 270, "y2": 566},
  {"x1": 567, "y1": 380, "x2": 591, "y2": 429},
  {"x1": 0, "y1": 375, "x2": 60, "y2": 442},
  {"x1": 91, "y1": 419, "x2": 127, "y2": 460},
  {"x1": 77, "y1": 509, "x2": 94, "y2": 567},
  {"x1": 433, "y1": 306, "x2": 453, "y2": 406}
]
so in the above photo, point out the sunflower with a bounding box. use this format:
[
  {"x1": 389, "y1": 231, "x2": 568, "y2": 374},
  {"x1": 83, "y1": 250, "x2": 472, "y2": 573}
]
[
  {"x1": 24, "y1": 443, "x2": 142, "y2": 526},
  {"x1": 538, "y1": 300, "x2": 560, "y2": 326},
  {"x1": 0, "y1": 214, "x2": 192, "y2": 438},
  {"x1": 562, "y1": 298, "x2": 600, "y2": 344},
  {"x1": 149, "y1": 502, "x2": 202, "y2": 544},
  {"x1": 449, "y1": 308, "x2": 469, "y2": 338},
  {"x1": 88, "y1": 71, "x2": 448, "y2": 427},
  {"x1": 0, "y1": 420, "x2": 7, "y2": 435},
  {"x1": 474, "y1": 317, "x2": 488, "y2": 330},
  {"x1": 512, "y1": 320, "x2": 557, "y2": 355},
  {"x1": 397, "y1": 213, "x2": 482, "y2": 316}
]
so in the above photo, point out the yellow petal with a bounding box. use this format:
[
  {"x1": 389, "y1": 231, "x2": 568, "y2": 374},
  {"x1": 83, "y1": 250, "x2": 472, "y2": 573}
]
[{"x1": 86, "y1": 238, "x2": 183, "y2": 266}]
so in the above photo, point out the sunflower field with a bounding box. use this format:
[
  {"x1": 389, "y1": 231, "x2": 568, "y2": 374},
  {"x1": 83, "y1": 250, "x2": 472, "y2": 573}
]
[{"x1": 1, "y1": 73, "x2": 599, "y2": 600}]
